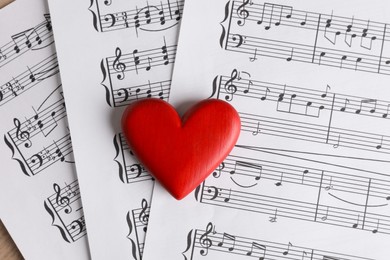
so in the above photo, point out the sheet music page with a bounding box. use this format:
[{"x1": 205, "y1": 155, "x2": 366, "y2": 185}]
[
  {"x1": 0, "y1": 0, "x2": 90, "y2": 259},
  {"x1": 143, "y1": 1, "x2": 390, "y2": 259},
  {"x1": 48, "y1": 0, "x2": 182, "y2": 258}
]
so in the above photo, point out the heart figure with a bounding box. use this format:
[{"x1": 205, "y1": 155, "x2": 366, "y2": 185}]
[{"x1": 121, "y1": 99, "x2": 241, "y2": 200}]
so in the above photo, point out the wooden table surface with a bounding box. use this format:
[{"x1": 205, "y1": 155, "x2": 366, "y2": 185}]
[{"x1": 1, "y1": 1, "x2": 25, "y2": 259}]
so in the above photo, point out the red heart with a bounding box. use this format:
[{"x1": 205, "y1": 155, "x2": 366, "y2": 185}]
[{"x1": 121, "y1": 99, "x2": 241, "y2": 200}]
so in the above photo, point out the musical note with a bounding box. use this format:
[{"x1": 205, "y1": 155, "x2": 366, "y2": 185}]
[
  {"x1": 283, "y1": 242, "x2": 293, "y2": 255},
  {"x1": 300, "y1": 13, "x2": 308, "y2": 26},
  {"x1": 360, "y1": 20, "x2": 377, "y2": 50},
  {"x1": 275, "y1": 172, "x2": 284, "y2": 186},
  {"x1": 252, "y1": 121, "x2": 261, "y2": 136},
  {"x1": 324, "y1": 11, "x2": 341, "y2": 45},
  {"x1": 217, "y1": 233, "x2": 236, "y2": 251},
  {"x1": 261, "y1": 87, "x2": 270, "y2": 101},
  {"x1": 146, "y1": 57, "x2": 153, "y2": 71},
  {"x1": 376, "y1": 136, "x2": 384, "y2": 150},
  {"x1": 352, "y1": 215, "x2": 360, "y2": 228},
  {"x1": 162, "y1": 38, "x2": 169, "y2": 65},
  {"x1": 269, "y1": 209, "x2": 278, "y2": 223},
  {"x1": 159, "y1": 2, "x2": 166, "y2": 25},
  {"x1": 383, "y1": 104, "x2": 390, "y2": 118},
  {"x1": 243, "y1": 80, "x2": 253, "y2": 94},
  {"x1": 344, "y1": 17, "x2": 357, "y2": 47},
  {"x1": 246, "y1": 242, "x2": 266, "y2": 259},
  {"x1": 249, "y1": 48, "x2": 258, "y2": 62},
  {"x1": 229, "y1": 161, "x2": 263, "y2": 181},
  {"x1": 173, "y1": 0, "x2": 182, "y2": 21},
  {"x1": 258, "y1": 4, "x2": 293, "y2": 30},
  {"x1": 372, "y1": 219, "x2": 380, "y2": 234},
  {"x1": 340, "y1": 98, "x2": 350, "y2": 112},
  {"x1": 302, "y1": 169, "x2": 309, "y2": 183},
  {"x1": 321, "y1": 206, "x2": 329, "y2": 221},
  {"x1": 112, "y1": 47, "x2": 126, "y2": 79},
  {"x1": 53, "y1": 140, "x2": 65, "y2": 162},
  {"x1": 286, "y1": 48, "x2": 294, "y2": 62},
  {"x1": 224, "y1": 189, "x2": 232, "y2": 202}
]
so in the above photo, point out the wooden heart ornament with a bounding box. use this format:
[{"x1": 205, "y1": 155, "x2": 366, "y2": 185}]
[{"x1": 121, "y1": 99, "x2": 241, "y2": 200}]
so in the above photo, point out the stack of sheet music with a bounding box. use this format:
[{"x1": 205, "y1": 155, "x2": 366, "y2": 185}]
[{"x1": 0, "y1": 0, "x2": 389, "y2": 259}]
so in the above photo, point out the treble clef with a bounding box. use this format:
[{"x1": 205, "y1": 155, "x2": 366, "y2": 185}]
[
  {"x1": 199, "y1": 222, "x2": 215, "y2": 256},
  {"x1": 112, "y1": 47, "x2": 126, "y2": 80},
  {"x1": 224, "y1": 69, "x2": 238, "y2": 101},
  {"x1": 237, "y1": 0, "x2": 251, "y2": 26},
  {"x1": 13, "y1": 118, "x2": 32, "y2": 148},
  {"x1": 53, "y1": 183, "x2": 72, "y2": 214},
  {"x1": 139, "y1": 199, "x2": 149, "y2": 232}
]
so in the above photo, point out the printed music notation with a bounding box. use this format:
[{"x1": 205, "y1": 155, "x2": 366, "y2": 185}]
[
  {"x1": 113, "y1": 133, "x2": 153, "y2": 184},
  {"x1": 194, "y1": 145, "x2": 390, "y2": 235},
  {"x1": 100, "y1": 42, "x2": 173, "y2": 107},
  {"x1": 0, "y1": 14, "x2": 53, "y2": 68},
  {"x1": 210, "y1": 69, "x2": 390, "y2": 154},
  {"x1": 44, "y1": 180, "x2": 87, "y2": 243},
  {"x1": 0, "y1": 53, "x2": 59, "y2": 107},
  {"x1": 126, "y1": 199, "x2": 150, "y2": 260},
  {"x1": 182, "y1": 222, "x2": 373, "y2": 260},
  {"x1": 88, "y1": 0, "x2": 183, "y2": 34},
  {"x1": 219, "y1": 1, "x2": 390, "y2": 75},
  {"x1": 4, "y1": 92, "x2": 73, "y2": 177}
]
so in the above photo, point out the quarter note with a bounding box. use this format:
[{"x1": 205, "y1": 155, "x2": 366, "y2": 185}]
[
  {"x1": 321, "y1": 206, "x2": 329, "y2": 221},
  {"x1": 352, "y1": 214, "x2": 360, "y2": 228},
  {"x1": 372, "y1": 219, "x2": 380, "y2": 234},
  {"x1": 144, "y1": 4, "x2": 152, "y2": 24},
  {"x1": 132, "y1": 49, "x2": 140, "y2": 74},
  {"x1": 174, "y1": 0, "x2": 182, "y2": 21},
  {"x1": 376, "y1": 136, "x2": 384, "y2": 150},
  {"x1": 275, "y1": 172, "x2": 283, "y2": 186},
  {"x1": 354, "y1": 57, "x2": 362, "y2": 70},
  {"x1": 158, "y1": 82, "x2": 164, "y2": 99},
  {"x1": 383, "y1": 104, "x2": 390, "y2": 118},
  {"x1": 300, "y1": 13, "x2": 307, "y2": 26},
  {"x1": 159, "y1": 2, "x2": 166, "y2": 25},
  {"x1": 286, "y1": 48, "x2": 294, "y2": 62},
  {"x1": 162, "y1": 38, "x2": 169, "y2": 65}
]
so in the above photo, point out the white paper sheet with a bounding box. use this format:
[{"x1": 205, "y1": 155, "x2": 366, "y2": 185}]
[
  {"x1": 48, "y1": 0, "x2": 182, "y2": 259},
  {"x1": 143, "y1": 1, "x2": 390, "y2": 259},
  {"x1": 0, "y1": 0, "x2": 90, "y2": 259}
]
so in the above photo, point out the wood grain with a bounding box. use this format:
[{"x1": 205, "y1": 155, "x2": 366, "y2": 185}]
[{"x1": 1, "y1": 0, "x2": 25, "y2": 259}]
